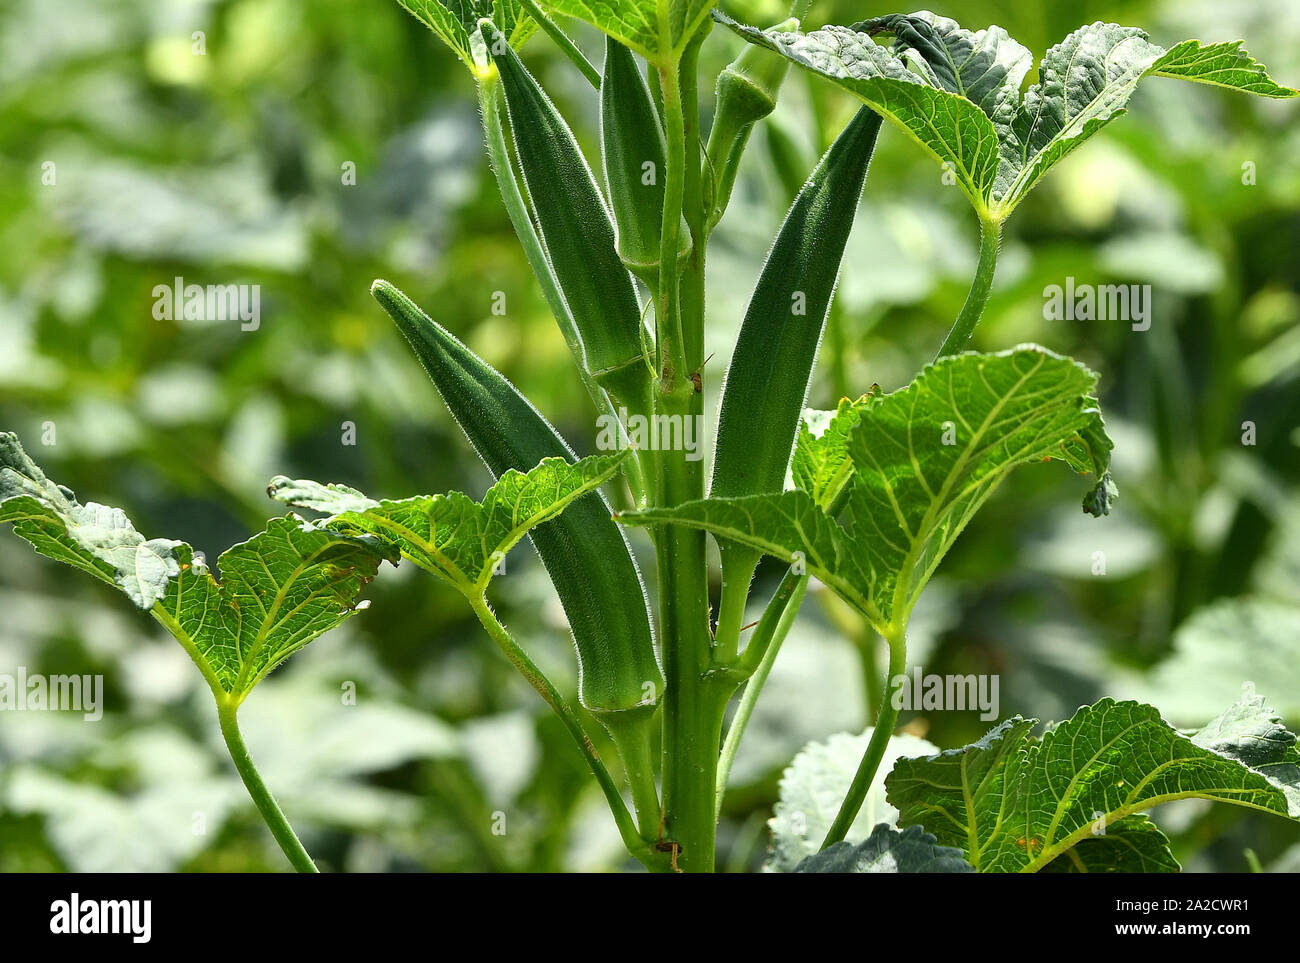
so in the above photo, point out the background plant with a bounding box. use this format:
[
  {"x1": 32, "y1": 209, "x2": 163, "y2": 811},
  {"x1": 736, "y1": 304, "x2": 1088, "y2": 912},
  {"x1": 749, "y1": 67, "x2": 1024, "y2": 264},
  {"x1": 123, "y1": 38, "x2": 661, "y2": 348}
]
[{"x1": 0, "y1": 0, "x2": 1298, "y2": 873}]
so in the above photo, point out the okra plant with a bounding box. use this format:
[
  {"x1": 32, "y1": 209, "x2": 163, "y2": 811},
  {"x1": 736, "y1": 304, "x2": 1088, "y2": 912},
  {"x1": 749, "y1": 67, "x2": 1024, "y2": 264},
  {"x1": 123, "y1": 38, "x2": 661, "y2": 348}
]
[{"x1": 3, "y1": 3, "x2": 1299, "y2": 873}]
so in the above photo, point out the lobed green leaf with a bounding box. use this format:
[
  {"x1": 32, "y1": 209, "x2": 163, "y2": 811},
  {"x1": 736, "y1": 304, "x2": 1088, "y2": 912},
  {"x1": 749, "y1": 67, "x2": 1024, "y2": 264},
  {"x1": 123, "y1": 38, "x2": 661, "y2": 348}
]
[
  {"x1": 886, "y1": 695, "x2": 1300, "y2": 872},
  {"x1": 622, "y1": 348, "x2": 1116, "y2": 631},
  {"x1": 397, "y1": 0, "x2": 536, "y2": 73},
  {"x1": 269, "y1": 453, "x2": 627, "y2": 594},
  {"x1": 1, "y1": 432, "x2": 391, "y2": 701},
  {"x1": 718, "y1": 11, "x2": 1297, "y2": 221}
]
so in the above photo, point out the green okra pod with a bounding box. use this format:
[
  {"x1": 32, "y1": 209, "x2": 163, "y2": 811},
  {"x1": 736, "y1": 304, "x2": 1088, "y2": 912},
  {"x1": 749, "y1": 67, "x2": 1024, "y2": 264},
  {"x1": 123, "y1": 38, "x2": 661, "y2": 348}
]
[
  {"x1": 705, "y1": 18, "x2": 797, "y2": 227},
  {"x1": 711, "y1": 106, "x2": 882, "y2": 502},
  {"x1": 600, "y1": 36, "x2": 689, "y2": 290},
  {"x1": 371, "y1": 280, "x2": 663, "y2": 719},
  {"x1": 484, "y1": 23, "x2": 650, "y2": 416}
]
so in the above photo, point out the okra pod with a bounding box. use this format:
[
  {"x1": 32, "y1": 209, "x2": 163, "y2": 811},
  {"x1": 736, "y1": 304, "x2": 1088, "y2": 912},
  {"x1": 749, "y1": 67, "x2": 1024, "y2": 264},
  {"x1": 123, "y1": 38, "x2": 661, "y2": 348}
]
[
  {"x1": 705, "y1": 18, "x2": 797, "y2": 227},
  {"x1": 600, "y1": 36, "x2": 689, "y2": 290},
  {"x1": 709, "y1": 107, "x2": 881, "y2": 649},
  {"x1": 484, "y1": 23, "x2": 650, "y2": 415},
  {"x1": 371, "y1": 280, "x2": 663, "y2": 718},
  {"x1": 711, "y1": 106, "x2": 882, "y2": 502}
]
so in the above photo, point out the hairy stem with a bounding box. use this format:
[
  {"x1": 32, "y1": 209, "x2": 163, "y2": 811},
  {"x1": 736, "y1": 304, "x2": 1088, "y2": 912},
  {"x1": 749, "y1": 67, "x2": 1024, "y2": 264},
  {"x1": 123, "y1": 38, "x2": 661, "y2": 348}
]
[
  {"x1": 820, "y1": 622, "x2": 907, "y2": 848},
  {"x1": 516, "y1": 0, "x2": 601, "y2": 88},
  {"x1": 716, "y1": 570, "x2": 808, "y2": 818},
  {"x1": 216, "y1": 699, "x2": 319, "y2": 873},
  {"x1": 655, "y1": 31, "x2": 721, "y2": 873},
  {"x1": 935, "y1": 217, "x2": 1001, "y2": 359}
]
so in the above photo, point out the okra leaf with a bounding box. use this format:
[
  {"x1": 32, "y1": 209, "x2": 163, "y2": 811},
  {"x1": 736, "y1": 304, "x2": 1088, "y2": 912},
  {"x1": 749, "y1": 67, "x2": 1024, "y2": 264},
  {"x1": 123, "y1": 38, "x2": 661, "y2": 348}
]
[
  {"x1": 1, "y1": 432, "x2": 181, "y2": 608},
  {"x1": 159, "y1": 524, "x2": 394, "y2": 699},
  {"x1": 790, "y1": 392, "x2": 874, "y2": 510},
  {"x1": 1040, "y1": 815, "x2": 1179, "y2": 873},
  {"x1": 715, "y1": 12, "x2": 1001, "y2": 217},
  {"x1": 397, "y1": 0, "x2": 536, "y2": 72},
  {"x1": 621, "y1": 347, "x2": 1116, "y2": 630},
  {"x1": 269, "y1": 453, "x2": 627, "y2": 595},
  {"x1": 886, "y1": 695, "x2": 1300, "y2": 872},
  {"x1": 793, "y1": 823, "x2": 974, "y2": 873},
  {"x1": 0, "y1": 432, "x2": 391, "y2": 701},
  {"x1": 718, "y1": 11, "x2": 1298, "y2": 222},
  {"x1": 768, "y1": 727, "x2": 938, "y2": 872},
  {"x1": 538, "y1": 0, "x2": 715, "y2": 64}
]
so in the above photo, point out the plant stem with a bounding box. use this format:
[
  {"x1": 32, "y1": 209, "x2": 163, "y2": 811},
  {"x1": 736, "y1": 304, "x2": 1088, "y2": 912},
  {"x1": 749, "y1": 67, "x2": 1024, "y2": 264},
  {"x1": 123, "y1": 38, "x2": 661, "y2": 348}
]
[
  {"x1": 716, "y1": 571, "x2": 808, "y2": 818},
  {"x1": 935, "y1": 217, "x2": 1001, "y2": 359},
  {"x1": 216, "y1": 699, "x2": 319, "y2": 873},
  {"x1": 468, "y1": 595, "x2": 661, "y2": 867},
  {"x1": 654, "y1": 30, "x2": 721, "y2": 873},
  {"x1": 476, "y1": 72, "x2": 647, "y2": 502},
  {"x1": 713, "y1": 548, "x2": 758, "y2": 665},
  {"x1": 655, "y1": 62, "x2": 688, "y2": 383},
  {"x1": 820, "y1": 622, "x2": 907, "y2": 848},
  {"x1": 516, "y1": 0, "x2": 601, "y2": 89}
]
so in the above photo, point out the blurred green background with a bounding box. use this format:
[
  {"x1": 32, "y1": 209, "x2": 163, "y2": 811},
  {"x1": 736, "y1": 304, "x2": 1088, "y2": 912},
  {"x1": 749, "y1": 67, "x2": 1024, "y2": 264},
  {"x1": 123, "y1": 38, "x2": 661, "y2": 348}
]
[{"x1": 0, "y1": 0, "x2": 1297, "y2": 872}]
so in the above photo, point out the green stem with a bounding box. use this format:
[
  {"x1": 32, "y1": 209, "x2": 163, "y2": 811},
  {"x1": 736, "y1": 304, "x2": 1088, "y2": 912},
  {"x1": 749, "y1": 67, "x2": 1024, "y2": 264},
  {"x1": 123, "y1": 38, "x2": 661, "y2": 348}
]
[
  {"x1": 654, "y1": 31, "x2": 721, "y2": 873},
  {"x1": 820, "y1": 622, "x2": 907, "y2": 848},
  {"x1": 516, "y1": 0, "x2": 601, "y2": 89},
  {"x1": 655, "y1": 62, "x2": 688, "y2": 383},
  {"x1": 216, "y1": 699, "x2": 319, "y2": 873},
  {"x1": 716, "y1": 571, "x2": 808, "y2": 818},
  {"x1": 468, "y1": 595, "x2": 661, "y2": 868},
  {"x1": 603, "y1": 712, "x2": 661, "y2": 839},
  {"x1": 713, "y1": 548, "x2": 758, "y2": 665},
  {"x1": 476, "y1": 72, "x2": 647, "y2": 502},
  {"x1": 935, "y1": 217, "x2": 1001, "y2": 359}
]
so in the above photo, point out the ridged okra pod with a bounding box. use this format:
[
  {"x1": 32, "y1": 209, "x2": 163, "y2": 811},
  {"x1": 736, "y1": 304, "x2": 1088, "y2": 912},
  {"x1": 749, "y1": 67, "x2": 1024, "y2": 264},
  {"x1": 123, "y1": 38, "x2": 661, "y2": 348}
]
[
  {"x1": 710, "y1": 107, "x2": 882, "y2": 610},
  {"x1": 599, "y1": 36, "x2": 689, "y2": 291},
  {"x1": 371, "y1": 280, "x2": 663, "y2": 721},
  {"x1": 712, "y1": 106, "x2": 882, "y2": 500},
  {"x1": 484, "y1": 23, "x2": 651, "y2": 418}
]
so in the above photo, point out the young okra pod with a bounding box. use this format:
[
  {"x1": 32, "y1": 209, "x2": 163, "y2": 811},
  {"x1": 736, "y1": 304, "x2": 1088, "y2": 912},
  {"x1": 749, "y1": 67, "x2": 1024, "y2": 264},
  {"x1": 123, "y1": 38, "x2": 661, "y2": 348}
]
[
  {"x1": 711, "y1": 106, "x2": 882, "y2": 503},
  {"x1": 600, "y1": 36, "x2": 689, "y2": 290},
  {"x1": 705, "y1": 18, "x2": 797, "y2": 226},
  {"x1": 483, "y1": 23, "x2": 650, "y2": 417},
  {"x1": 371, "y1": 280, "x2": 663, "y2": 720}
]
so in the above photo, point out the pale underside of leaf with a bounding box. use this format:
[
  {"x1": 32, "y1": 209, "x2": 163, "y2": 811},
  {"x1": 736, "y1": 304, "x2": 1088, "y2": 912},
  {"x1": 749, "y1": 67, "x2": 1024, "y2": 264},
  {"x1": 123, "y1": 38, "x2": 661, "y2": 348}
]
[
  {"x1": 718, "y1": 12, "x2": 1297, "y2": 220},
  {"x1": 0, "y1": 432, "x2": 181, "y2": 608},
  {"x1": 269, "y1": 453, "x2": 625, "y2": 593},
  {"x1": 794, "y1": 823, "x2": 974, "y2": 873},
  {"x1": 1, "y1": 431, "x2": 387, "y2": 701},
  {"x1": 768, "y1": 727, "x2": 939, "y2": 872}
]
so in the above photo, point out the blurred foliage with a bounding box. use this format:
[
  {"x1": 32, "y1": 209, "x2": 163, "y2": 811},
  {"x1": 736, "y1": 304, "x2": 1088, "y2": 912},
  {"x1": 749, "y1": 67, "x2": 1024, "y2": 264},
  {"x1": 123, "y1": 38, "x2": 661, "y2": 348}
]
[{"x1": 0, "y1": 0, "x2": 1297, "y2": 871}]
